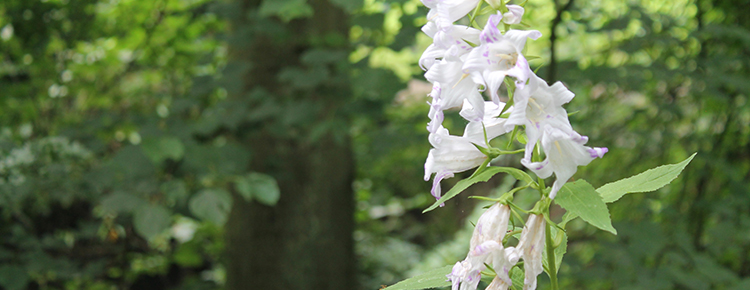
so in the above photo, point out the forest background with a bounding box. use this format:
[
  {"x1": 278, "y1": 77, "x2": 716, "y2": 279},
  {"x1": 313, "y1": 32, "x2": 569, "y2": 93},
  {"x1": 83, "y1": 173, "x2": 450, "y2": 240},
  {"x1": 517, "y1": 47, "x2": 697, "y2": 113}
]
[{"x1": 1, "y1": 0, "x2": 749, "y2": 289}]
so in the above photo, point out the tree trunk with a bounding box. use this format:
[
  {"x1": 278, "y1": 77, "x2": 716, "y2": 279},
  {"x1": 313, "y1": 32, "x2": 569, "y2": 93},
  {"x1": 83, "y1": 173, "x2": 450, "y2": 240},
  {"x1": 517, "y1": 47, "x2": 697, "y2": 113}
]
[{"x1": 224, "y1": 0, "x2": 355, "y2": 289}]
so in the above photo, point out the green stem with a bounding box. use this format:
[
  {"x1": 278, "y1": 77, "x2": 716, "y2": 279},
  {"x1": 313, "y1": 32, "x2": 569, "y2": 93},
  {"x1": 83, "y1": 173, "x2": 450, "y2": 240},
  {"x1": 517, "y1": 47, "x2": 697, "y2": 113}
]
[{"x1": 545, "y1": 220, "x2": 559, "y2": 290}]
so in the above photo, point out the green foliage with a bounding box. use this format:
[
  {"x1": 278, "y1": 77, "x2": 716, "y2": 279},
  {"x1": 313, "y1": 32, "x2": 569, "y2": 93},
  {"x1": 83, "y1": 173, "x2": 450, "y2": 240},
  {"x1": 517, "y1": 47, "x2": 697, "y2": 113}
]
[
  {"x1": 597, "y1": 152, "x2": 696, "y2": 203},
  {"x1": 141, "y1": 136, "x2": 185, "y2": 164},
  {"x1": 133, "y1": 204, "x2": 172, "y2": 240},
  {"x1": 383, "y1": 265, "x2": 452, "y2": 290},
  {"x1": 556, "y1": 180, "x2": 616, "y2": 235},
  {"x1": 424, "y1": 166, "x2": 534, "y2": 213},
  {"x1": 189, "y1": 189, "x2": 233, "y2": 226},
  {"x1": 0, "y1": 265, "x2": 29, "y2": 290},
  {"x1": 235, "y1": 172, "x2": 281, "y2": 206},
  {"x1": 258, "y1": 0, "x2": 314, "y2": 22}
]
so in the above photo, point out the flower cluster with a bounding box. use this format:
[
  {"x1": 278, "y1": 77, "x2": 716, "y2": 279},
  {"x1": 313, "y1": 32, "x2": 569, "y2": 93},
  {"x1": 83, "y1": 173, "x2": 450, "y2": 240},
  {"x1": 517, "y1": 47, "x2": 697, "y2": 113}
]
[
  {"x1": 418, "y1": 1, "x2": 607, "y2": 289},
  {"x1": 421, "y1": 1, "x2": 607, "y2": 202}
]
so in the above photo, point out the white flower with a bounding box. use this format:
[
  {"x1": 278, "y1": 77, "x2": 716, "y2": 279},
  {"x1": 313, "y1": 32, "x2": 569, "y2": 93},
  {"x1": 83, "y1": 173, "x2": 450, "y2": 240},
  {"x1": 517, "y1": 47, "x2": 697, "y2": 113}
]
[
  {"x1": 424, "y1": 102, "x2": 511, "y2": 202},
  {"x1": 462, "y1": 12, "x2": 542, "y2": 104},
  {"x1": 505, "y1": 74, "x2": 575, "y2": 161},
  {"x1": 516, "y1": 214, "x2": 546, "y2": 290},
  {"x1": 420, "y1": 23, "x2": 481, "y2": 70},
  {"x1": 521, "y1": 126, "x2": 607, "y2": 199},
  {"x1": 502, "y1": 5, "x2": 525, "y2": 25},
  {"x1": 470, "y1": 203, "x2": 510, "y2": 248},
  {"x1": 447, "y1": 259, "x2": 483, "y2": 290},
  {"x1": 460, "y1": 100, "x2": 509, "y2": 137},
  {"x1": 422, "y1": 0, "x2": 482, "y2": 29},
  {"x1": 424, "y1": 126, "x2": 486, "y2": 201},
  {"x1": 425, "y1": 47, "x2": 485, "y2": 120},
  {"x1": 448, "y1": 203, "x2": 513, "y2": 290},
  {"x1": 424, "y1": 126, "x2": 488, "y2": 203}
]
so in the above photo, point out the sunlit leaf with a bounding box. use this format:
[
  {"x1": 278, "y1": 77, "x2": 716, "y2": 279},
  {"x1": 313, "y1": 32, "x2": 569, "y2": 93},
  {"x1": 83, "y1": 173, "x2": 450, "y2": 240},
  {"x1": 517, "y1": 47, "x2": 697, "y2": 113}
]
[
  {"x1": 597, "y1": 153, "x2": 696, "y2": 203},
  {"x1": 556, "y1": 180, "x2": 616, "y2": 235}
]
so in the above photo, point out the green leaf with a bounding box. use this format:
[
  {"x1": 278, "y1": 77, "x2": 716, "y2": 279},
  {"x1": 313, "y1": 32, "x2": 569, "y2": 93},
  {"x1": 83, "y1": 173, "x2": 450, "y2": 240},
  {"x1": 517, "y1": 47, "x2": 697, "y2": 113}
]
[
  {"x1": 258, "y1": 0, "x2": 313, "y2": 22},
  {"x1": 162, "y1": 180, "x2": 189, "y2": 207},
  {"x1": 100, "y1": 192, "x2": 146, "y2": 214},
  {"x1": 189, "y1": 189, "x2": 233, "y2": 225},
  {"x1": 597, "y1": 153, "x2": 696, "y2": 203},
  {"x1": 424, "y1": 167, "x2": 533, "y2": 213},
  {"x1": 141, "y1": 136, "x2": 185, "y2": 164},
  {"x1": 235, "y1": 172, "x2": 281, "y2": 206},
  {"x1": 0, "y1": 265, "x2": 28, "y2": 290},
  {"x1": 133, "y1": 204, "x2": 171, "y2": 240},
  {"x1": 556, "y1": 180, "x2": 617, "y2": 235},
  {"x1": 509, "y1": 266, "x2": 524, "y2": 290},
  {"x1": 383, "y1": 265, "x2": 452, "y2": 290}
]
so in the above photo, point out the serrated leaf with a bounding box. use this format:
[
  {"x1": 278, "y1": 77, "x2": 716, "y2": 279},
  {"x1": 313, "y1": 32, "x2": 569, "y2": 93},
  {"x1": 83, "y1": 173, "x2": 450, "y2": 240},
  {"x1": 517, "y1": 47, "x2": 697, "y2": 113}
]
[
  {"x1": 424, "y1": 167, "x2": 533, "y2": 213},
  {"x1": 133, "y1": 204, "x2": 171, "y2": 240},
  {"x1": 383, "y1": 265, "x2": 452, "y2": 290},
  {"x1": 597, "y1": 153, "x2": 696, "y2": 203},
  {"x1": 189, "y1": 189, "x2": 233, "y2": 225},
  {"x1": 236, "y1": 172, "x2": 281, "y2": 205},
  {"x1": 556, "y1": 180, "x2": 616, "y2": 235}
]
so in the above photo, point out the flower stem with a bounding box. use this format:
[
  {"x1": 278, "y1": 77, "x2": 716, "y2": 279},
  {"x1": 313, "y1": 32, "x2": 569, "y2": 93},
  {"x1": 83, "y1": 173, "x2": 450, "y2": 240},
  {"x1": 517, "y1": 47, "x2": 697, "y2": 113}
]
[{"x1": 545, "y1": 220, "x2": 559, "y2": 290}]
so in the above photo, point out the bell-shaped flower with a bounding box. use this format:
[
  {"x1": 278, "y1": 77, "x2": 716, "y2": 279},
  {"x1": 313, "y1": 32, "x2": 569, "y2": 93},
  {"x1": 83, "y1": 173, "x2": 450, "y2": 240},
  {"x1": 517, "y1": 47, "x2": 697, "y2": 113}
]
[
  {"x1": 505, "y1": 73, "x2": 574, "y2": 161},
  {"x1": 460, "y1": 100, "x2": 511, "y2": 141},
  {"x1": 470, "y1": 203, "x2": 511, "y2": 248},
  {"x1": 462, "y1": 12, "x2": 541, "y2": 104},
  {"x1": 448, "y1": 203, "x2": 513, "y2": 290},
  {"x1": 502, "y1": 5, "x2": 525, "y2": 25},
  {"x1": 422, "y1": 0, "x2": 482, "y2": 30},
  {"x1": 425, "y1": 47, "x2": 485, "y2": 120},
  {"x1": 447, "y1": 259, "x2": 483, "y2": 290},
  {"x1": 420, "y1": 23, "x2": 481, "y2": 70},
  {"x1": 521, "y1": 126, "x2": 607, "y2": 199},
  {"x1": 424, "y1": 102, "x2": 512, "y2": 202},
  {"x1": 424, "y1": 126, "x2": 488, "y2": 203},
  {"x1": 516, "y1": 214, "x2": 546, "y2": 290}
]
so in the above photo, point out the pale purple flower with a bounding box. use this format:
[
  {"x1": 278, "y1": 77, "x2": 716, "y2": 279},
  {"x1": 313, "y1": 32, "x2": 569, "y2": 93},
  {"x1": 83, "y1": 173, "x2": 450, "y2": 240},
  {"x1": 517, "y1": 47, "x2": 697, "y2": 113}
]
[
  {"x1": 521, "y1": 126, "x2": 607, "y2": 199},
  {"x1": 424, "y1": 103, "x2": 512, "y2": 202},
  {"x1": 505, "y1": 73, "x2": 575, "y2": 161},
  {"x1": 425, "y1": 47, "x2": 485, "y2": 120},
  {"x1": 448, "y1": 203, "x2": 514, "y2": 290},
  {"x1": 516, "y1": 214, "x2": 546, "y2": 290},
  {"x1": 502, "y1": 5, "x2": 525, "y2": 25},
  {"x1": 462, "y1": 12, "x2": 541, "y2": 104}
]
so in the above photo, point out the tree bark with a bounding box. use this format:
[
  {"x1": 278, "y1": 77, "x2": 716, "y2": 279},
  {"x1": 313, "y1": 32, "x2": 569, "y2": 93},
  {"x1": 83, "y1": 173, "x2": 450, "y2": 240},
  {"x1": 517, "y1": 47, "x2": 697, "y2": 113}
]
[{"x1": 224, "y1": 0, "x2": 355, "y2": 289}]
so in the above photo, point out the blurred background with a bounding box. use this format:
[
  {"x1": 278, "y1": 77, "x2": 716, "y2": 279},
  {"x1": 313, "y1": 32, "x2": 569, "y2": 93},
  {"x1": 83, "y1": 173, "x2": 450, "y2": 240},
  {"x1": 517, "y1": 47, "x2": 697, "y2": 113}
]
[{"x1": 0, "y1": 0, "x2": 749, "y2": 289}]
